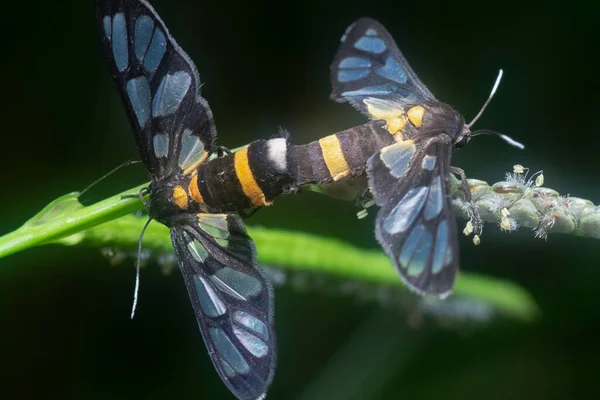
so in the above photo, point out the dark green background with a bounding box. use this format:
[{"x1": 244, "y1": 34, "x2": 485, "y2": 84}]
[{"x1": 1, "y1": 0, "x2": 599, "y2": 398}]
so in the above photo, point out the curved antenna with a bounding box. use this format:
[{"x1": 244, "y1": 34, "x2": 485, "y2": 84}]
[
  {"x1": 471, "y1": 129, "x2": 525, "y2": 149},
  {"x1": 466, "y1": 69, "x2": 503, "y2": 129},
  {"x1": 131, "y1": 217, "x2": 153, "y2": 319},
  {"x1": 79, "y1": 160, "x2": 141, "y2": 197}
]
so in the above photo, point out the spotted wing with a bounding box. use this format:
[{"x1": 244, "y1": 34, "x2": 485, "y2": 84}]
[
  {"x1": 330, "y1": 18, "x2": 436, "y2": 119},
  {"x1": 367, "y1": 135, "x2": 458, "y2": 296},
  {"x1": 170, "y1": 213, "x2": 275, "y2": 400},
  {"x1": 97, "y1": 0, "x2": 216, "y2": 180}
]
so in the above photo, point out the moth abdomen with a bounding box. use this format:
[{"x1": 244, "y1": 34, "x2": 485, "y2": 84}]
[
  {"x1": 170, "y1": 121, "x2": 396, "y2": 214},
  {"x1": 185, "y1": 138, "x2": 293, "y2": 213},
  {"x1": 289, "y1": 120, "x2": 394, "y2": 185}
]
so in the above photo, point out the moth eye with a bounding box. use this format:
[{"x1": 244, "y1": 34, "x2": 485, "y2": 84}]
[{"x1": 455, "y1": 136, "x2": 469, "y2": 148}]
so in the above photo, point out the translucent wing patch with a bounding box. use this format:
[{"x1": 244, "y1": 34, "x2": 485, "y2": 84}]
[
  {"x1": 171, "y1": 214, "x2": 275, "y2": 400},
  {"x1": 330, "y1": 18, "x2": 436, "y2": 119},
  {"x1": 367, "y1": 135, "x2": 458, "y2": 296},
  {"x1": 379, "y1": 139, "x2": 416, "y2": 178},
  {"x1": 97, "y1": 0, "x2": 216, "y2": 180}
]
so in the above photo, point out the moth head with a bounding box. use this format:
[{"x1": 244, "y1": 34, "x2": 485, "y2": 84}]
[{"x1": 454, "y1": 127, "x2": 471, "y2": 149}]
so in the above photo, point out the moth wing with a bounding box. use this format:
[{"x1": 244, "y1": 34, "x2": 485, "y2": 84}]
[
  {"x1": 330, "y1": 18, "x2": 436, "y2": 119},
  {"x1": 367, "y1": 135, "x2": 458, "y2": 296},
  {"x1": 97, "y1": 0, "x2": 216, "y2": 180},
  {"x1": 170, "y1": 214, "x2": 275, "y2": 400}
]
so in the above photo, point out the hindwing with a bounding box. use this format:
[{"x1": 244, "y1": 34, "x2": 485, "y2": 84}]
[
  {"x1": 170, "y1": 214, "x2": 275, "y2": 400},
  {"x1": 97, "y1": 0, "x2": 217, "y2": 180},
  {"x1": 367, "y1": 135, "x2": 458, "y2": 296}
]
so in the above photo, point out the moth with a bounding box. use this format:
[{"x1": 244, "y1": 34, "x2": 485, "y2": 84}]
[
  {"x1": 97, "y1": 1, "x2": 276, "y2": 399},
  {"x1": 330, "y1": 18, "x2": 522, "y2": 297}
]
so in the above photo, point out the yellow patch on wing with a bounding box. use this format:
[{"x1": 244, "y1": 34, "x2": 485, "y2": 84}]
[
  {"x1": 319, "y1": 134, "x2": 351, "y2": 181},
  {"x1": 363, "y1": 97, "x2": 408, "y2": 137},
  {"x1": 387, "y1": 115, "x2": 407, "y2": 135},
  {"x1": 182, "y1": 151, "x2": 209, "y2": 176},
  {"x1": 407, "y1": 105, "x2": 425, "y2": 128},
  {"x1": 173, "y1": 185, "x2": 189, "y2": 210},
  {"x1": 234, "y1": 147, "x2": 269, "y2": 207},
  {"x1": 363, "y1": 98, "x2": 405, "y2": 120}
]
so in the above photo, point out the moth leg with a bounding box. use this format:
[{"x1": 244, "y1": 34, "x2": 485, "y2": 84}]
[
  {"x1": 449, "y1": 166, "x2": 470, "y2": 201},
  {"x1": 216, "y1": 145, "x2": 232, "y2": 158},
  {"x1": 355, "y1": 188, "x2": 375, "y2": 220},
  {"x1": 121, "y1": 186, "x2": 151, "y2": 207},
  {"x1": 238, "y1": 208, "x2": 261, "y2": 220},
  {"x1": 355, "y1": 187, "x2": 374, "y2": 208},
  {"x1": 450, "y1": 166, "x2": 483, "y2": 235},
  {"x1": 283, "y1": 182, "x2": 299, "y2": 195}
]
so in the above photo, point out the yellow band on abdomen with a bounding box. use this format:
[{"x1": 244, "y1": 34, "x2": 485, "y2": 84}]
[
  {"x1": 188, "y1": 174, "x2": 204, "y2": 204},
  {"x1": 319, "y1": 134, "x2": 350, "y2": 181},
  {"x1": 234, "y1": 147, "x2": 268, "y2": 207}
]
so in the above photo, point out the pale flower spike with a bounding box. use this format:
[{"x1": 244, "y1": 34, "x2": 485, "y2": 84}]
[{"x1": 513, "y1": 164, "x2": 525, "y2": 174}]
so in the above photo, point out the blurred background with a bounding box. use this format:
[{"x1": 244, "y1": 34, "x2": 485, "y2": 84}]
[{"x1": 1, "y1": 0, "x2": 599, "y2": 398}]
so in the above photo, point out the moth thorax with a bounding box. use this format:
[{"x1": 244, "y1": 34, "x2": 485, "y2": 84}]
[
  {"x1": 422, "y1": 102, "x2": 465, "y2": 140},
  {"x1": 147, "y1": 181, "x2": 189, "y2": 224}
]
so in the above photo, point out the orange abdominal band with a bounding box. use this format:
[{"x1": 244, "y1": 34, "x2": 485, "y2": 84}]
[
  {"x1": 319, "y1": 134, "x2": 350, "y2": 181},
  {"x1": 234, "y1": 147, "x2": 268, "y2": 207},
  {"x1": 188, "y1": 174, "x2": 204, "y2": 204}
]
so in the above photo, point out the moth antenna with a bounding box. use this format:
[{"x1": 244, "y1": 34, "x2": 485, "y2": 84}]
[
  {"x1": 471, "y1": 129, "x2": 525, "y2": 149},
  {"x1": 467, "y1": 69, "x2": 525, "y2": 150},
  {"x1": 497, "y1": 133, "x2": 525, "y2": 149},
  {"x1": 79, "y1": 160, "x2": 141, "y2": 197},
  {"x1": 131, "y1": 218, "x2": 153, "y2": 319},
  {"x1": 466, "y1": 69, "x2": 503, "y2": 129}
]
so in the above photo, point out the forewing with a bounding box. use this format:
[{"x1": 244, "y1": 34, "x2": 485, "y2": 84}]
[
  {"x1": 367, "y1": 135, "x2": 458, "y2": 296},
  {"x1": 330, "y1": 18, "x2": 436, "y2": 119},
  {"x1": 170, "y1": 214, "x2": 275, "y2": 400},
  {"x1": 97, "y1": 0, "x2": 216, "y2": 180}
]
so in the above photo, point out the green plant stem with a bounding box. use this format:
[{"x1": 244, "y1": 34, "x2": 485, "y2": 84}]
[
  {"x1": 68, "y1": 215, "x2": 538, "y2": 321},
  {"x1": 0, "y1": 183, "x2": 146, "y2": 258},
  {"x1": 3, "y1": 164, "x2": 595, "y2": 323},
  {"x1": 2, "y1": 166, "x2": 597, "y2": 260},
  {"x1": 0, "y1": 176, "x2": 543, "y2": 322}
]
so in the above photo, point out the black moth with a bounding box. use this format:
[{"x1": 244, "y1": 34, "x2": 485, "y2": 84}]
[
  {"x1": 97, "y1": 1, "x2": 274, "y2": 399},
  {"x1": 330, "y1": 18, "x2": 521, "y2": 296}
]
